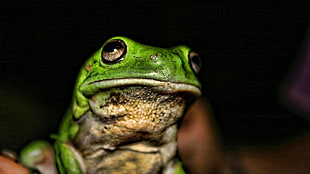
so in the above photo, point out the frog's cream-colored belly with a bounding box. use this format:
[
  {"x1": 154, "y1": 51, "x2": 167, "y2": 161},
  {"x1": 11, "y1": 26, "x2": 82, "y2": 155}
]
[
  {"x1": 88, "y1": 148, "x2": 162, "y2": 173},
  {"x1": 74, "y1": 87, "x2": 187, "y2": 173},
  {"x1": 80, "y1": 136, "x2": 178, "y2": 174}
]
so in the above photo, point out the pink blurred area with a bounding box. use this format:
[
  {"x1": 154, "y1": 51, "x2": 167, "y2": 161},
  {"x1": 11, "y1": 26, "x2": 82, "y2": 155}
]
[
  {"x1": 282, "y1": 32, "x2": 310, "y2": 120},
  {"x1": 178, "y1": 99, "x2": 310, "y2": 174},
  {"x1": 0, "y1": 156, "x2": 29, "y2": 174}
]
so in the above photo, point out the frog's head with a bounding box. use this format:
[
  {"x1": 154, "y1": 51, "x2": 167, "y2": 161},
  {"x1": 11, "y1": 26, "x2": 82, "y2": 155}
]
[{"x1": 72, "y1": 36, "x2": 201, "y2": 119}]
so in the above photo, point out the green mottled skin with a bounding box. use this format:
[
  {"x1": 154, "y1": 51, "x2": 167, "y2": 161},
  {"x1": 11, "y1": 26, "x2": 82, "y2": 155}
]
[{"x1": 21, "y1": 36, "x2": 201, "y2": 174}]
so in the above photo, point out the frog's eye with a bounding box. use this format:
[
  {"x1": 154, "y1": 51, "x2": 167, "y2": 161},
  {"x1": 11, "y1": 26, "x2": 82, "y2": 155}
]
[
  {"x1": 189, "y1": 51, "x2": 201, "y2": 73},
  {"x1": 102, "y1": 39, "x2": 127, "y2": 64}
]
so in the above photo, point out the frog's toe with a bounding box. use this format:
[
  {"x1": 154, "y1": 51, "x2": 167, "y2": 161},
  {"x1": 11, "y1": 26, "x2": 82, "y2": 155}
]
[
  {"x1": 55, "y1": 141, "x2": 86, "y2": 174},
  {"x1": 20, "y1": 140, "x2": 57, "y2": 174}
]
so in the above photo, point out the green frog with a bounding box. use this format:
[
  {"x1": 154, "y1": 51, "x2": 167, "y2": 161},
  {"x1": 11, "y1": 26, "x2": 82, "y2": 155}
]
[{"x1": 20, "y1": 36, "x2": 201, "y2": 174}]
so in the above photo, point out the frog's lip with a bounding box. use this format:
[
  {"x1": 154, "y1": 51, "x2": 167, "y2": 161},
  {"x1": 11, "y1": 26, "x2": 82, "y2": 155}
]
[{"x1": 80, "y1": 78, "x2": 201, "y2": 97}]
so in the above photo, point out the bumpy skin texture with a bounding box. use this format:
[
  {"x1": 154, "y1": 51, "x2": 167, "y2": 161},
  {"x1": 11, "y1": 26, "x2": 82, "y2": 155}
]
[{"x1": 21, "y1": 36, "x2": 201, "y2": 174}]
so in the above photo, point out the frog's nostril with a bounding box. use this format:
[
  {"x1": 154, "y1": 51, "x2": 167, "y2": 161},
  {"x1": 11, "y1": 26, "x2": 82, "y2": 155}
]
[{"x1": 150, "y1": 53, "x2": 158, "y2": 60}]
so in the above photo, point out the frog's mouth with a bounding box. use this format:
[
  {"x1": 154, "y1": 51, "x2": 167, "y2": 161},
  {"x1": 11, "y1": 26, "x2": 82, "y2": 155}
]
[{"x1": 80, "y1": 78, "x2": 201, "y2": 97}]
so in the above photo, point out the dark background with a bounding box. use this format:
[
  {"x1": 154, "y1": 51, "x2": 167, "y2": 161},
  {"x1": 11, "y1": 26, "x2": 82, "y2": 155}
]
[{"x1": 0, "y1": 1, "x2": 309, "y2": 151}]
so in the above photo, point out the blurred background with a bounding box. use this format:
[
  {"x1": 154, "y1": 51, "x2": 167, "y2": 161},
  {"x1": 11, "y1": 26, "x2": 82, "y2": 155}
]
[{"x1": 0, "y1": 1, "x2": 309, "y2": 173}]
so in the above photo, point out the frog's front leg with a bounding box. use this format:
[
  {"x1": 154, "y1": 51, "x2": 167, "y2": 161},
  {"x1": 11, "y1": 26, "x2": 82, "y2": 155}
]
[
  {"x1": 54, "y1": 140, "x2": 86, "y2": 174},
  {"x1": 20, "y1": 140, "x2": 57, "y2": 174}
]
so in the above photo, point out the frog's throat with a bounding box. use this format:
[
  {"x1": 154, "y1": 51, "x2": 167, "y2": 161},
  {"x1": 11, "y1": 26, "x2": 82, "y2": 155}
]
[{"x1": 80, "y1": 78, "x2": 201, "y2": 97}]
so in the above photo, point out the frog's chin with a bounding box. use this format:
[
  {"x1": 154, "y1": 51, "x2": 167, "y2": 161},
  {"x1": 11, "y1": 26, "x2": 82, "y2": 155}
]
[{"x1": 80, "y1": 78, "x2": 201, "y2": 97}]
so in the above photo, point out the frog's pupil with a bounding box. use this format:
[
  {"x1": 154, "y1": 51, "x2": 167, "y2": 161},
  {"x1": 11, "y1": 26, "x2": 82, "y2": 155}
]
[{"x1": 104, "y1": 42, "x2": 123, "y2": 52}]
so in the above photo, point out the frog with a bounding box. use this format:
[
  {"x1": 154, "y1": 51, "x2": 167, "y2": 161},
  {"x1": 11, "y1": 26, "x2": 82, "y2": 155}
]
[{"x1": 19, "y1": 36, "x2": 201, "y2": 174}]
